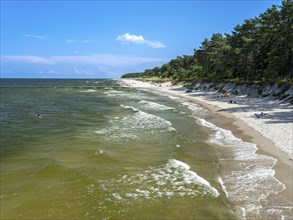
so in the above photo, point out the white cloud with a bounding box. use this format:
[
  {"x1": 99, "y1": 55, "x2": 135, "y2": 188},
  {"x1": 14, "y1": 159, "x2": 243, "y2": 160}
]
[
  {"x1": 1, "y1": 55, "x2": 55, "y2": 65},
  {"x1": 1, "y1": 54, "x2": 167, "y2": 77},
  {"x1": 24, "y1": 34, "x2": 47, "y2": 39},
  {"x1": 73, "y1": 67, "x2": 94, "y2": 76},
  {"x1": 66, "y1": 39, "x2": 95, "y2": 44},
  {"x1": 2, "y1": 54, "x2": 167, "y2": 68},
  {"x1": 117, "y1": 33, "x2": 145, "y2": 44},
  {"x1": 48, "y1": 70, "x2": 56, "y2": 74},
  {"x1": 116, "y1": 33, "x2": 166, "y2": 48},
  {"x1": 66, "y1": 39, "x2": 76, "y2": 44},
  {"x1": 145, "y1": 40, "x2": 166, "y2": 49},
  {"x1": 49, "y1": 54, "x2": 166, "y2": 67}
]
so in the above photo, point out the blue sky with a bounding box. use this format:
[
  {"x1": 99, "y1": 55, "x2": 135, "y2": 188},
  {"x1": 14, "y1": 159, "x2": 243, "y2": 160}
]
[{"x1": 1, "y1": 0, "x2": 280, "y2": 78}]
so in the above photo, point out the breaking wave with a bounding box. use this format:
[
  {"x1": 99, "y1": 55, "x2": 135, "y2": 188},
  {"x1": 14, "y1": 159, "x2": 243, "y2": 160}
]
[
  {"x1": 95, "y1": 108, "x2": 176, "y2": 141},
  {"x1": 196, "y1": 117, "x2": 289, "y2": 219},
  {"x1": 138, "y1": 100, "x2": 175, "y2": 111},
  {"x1": 90, "y1": 159, "x2": 219, "y2": 203}
]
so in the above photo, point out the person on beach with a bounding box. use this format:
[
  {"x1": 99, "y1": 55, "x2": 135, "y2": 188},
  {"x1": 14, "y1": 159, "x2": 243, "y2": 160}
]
[
  {"x1": 228, "y1": 100, "x2": 237, "y2": 104},
  {"x1": 254, "y1": 112, "x2": 268, "y2": 118}
]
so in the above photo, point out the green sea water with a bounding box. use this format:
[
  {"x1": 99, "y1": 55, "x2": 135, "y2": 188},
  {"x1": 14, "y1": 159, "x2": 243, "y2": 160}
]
[{"x1": 0, "y1": 79, "x2": 291, "y2": 219}]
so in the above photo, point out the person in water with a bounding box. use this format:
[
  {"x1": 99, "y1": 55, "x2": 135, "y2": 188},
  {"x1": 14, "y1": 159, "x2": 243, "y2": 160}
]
[{"x1": 37, "y1": 113, "x2": 41, "y2": 118}]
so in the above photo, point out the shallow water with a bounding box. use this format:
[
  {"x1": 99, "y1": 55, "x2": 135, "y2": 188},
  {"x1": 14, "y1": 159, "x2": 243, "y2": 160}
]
[{"x1": 0, "y1": 79, "x2": 291, "y2": 219}]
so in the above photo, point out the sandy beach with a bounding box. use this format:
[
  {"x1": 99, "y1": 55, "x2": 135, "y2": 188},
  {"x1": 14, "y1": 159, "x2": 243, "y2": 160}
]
[{"x1": 120, "y1": 78, "x2": 293, "y2": 202}]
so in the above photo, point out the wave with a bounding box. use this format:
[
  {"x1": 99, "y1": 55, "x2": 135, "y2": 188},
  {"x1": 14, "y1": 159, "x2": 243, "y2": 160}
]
[
  {"x1": 218, "y1": 176, "x2": 229, "y2": 197},
  {"x1": 138, "y1": 100, "x2": 175, "y2": 111},
  {"x1": 80, "y1": 89, "x2": 96, "y2": 93},
  {"x1": 120, "y1": 104, "x2": 139, "y2": 112},
  {"x1": 95, "y1": 159, "x2": 219, "y2": 202},
  {"x1": 104, "y1": 90, "x2": 154, "y2": 100},
  {"x1": 123, "y1": 111, "x2": 172, "y2": 129},
  {"x1": 181, "y1": 102, "x2": 201, "y2": 111},
  {"x1": 196, "y1": 117, "x2": 288, "y2": 219},
  {"x1": 95, "y1": 109, "x2": 176, "y2": 141},
  {"x1": 196, "y1": 118, "x2": 261, "y2": 160}
]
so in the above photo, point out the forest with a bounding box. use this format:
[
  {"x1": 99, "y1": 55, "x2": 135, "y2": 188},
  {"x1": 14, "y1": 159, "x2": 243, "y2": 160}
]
[{"x1": 122, "y1": 1, "x2": 293, "y2": 82}]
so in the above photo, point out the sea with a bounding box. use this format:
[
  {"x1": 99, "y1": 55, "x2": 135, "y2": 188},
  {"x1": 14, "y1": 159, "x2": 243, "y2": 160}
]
[{"x1": 0, "y1": 78, "x2": 292, "y2": 219}]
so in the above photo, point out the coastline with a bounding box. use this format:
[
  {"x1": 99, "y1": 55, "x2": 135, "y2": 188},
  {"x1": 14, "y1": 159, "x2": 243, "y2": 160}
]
[{"x1": 120, "y1": 78, "x2": 293, "y2": 202}]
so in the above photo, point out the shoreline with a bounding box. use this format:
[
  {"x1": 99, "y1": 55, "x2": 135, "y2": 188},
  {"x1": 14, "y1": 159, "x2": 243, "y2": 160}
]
[{"x1": 120, "y1": 78, "x2": 293, "y2": 202}]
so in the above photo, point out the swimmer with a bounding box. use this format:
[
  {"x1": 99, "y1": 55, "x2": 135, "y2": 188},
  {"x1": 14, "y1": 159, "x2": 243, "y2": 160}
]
[{"x1": 37, "y1": 113, "x2": 42, "y2": 118}]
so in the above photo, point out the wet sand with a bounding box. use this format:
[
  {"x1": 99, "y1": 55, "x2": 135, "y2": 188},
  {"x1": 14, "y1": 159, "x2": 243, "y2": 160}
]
[{"x1": 206, "y1": 104, "x2": 293, "y2": 202}]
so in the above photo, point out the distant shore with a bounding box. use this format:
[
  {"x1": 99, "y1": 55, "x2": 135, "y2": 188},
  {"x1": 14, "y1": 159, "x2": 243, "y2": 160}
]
[{"x1": 120, "y1": 78, "x2": 293, "y2": 202}]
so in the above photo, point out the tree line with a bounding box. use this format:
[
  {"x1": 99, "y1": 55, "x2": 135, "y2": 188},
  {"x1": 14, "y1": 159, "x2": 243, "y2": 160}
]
[{"x1": 122, "y1": 1, "x2": 293, "y2": 82}]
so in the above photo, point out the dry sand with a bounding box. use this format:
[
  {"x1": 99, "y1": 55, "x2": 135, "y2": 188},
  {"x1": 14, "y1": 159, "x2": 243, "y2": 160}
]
[{"x1": 120, "y1": 78, "x2": 293, "y2": 201}]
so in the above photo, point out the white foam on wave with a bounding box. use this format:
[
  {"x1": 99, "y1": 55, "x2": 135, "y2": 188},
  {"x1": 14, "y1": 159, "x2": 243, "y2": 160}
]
[
  {"x1": 218, "y1": 176, "x2": 229, "y2": 197},
  {"x1": 94, "y1": 148, "x2": 104, "y2": 155},
  {"x1": 105, "y1": 90, "x2": 153, "y2": 100},
  {"x1": 170, "y1": 158, "x2": 190, "y2": 169},
  {"x1": 112, "y1": 192, "x2": 124, "y2": 201},
  {"x1": 103, "y1": 90, "x2": 125, "y2": 96},
  {"x1": 168, "y1": 95, "x2": 183, "y2": 101},
  {"x1": 196, "y1": 118, "x2": 271, "y2": 161},
  {"x1": 168, "y1": 159, "x2": 220, "y2": 197},
  {"x1": 95, "y1": 109, "x2": 176, "y2": 141},
  {"x1": 109, "y1": 159, "x2": 219, "y2": 200},
  {"x1": 80, "y1": 89, "x2": 96, "y2": 93},
  {"x1": 120, "y1": 104, "x2": 139, "y2": 112},
  {"x1": 196, "y1": 117, "x2": 288, "y2": 218},
  {"x1": 197, "y1": 118, "x2": 254, "y2": 150},
  {"x1": 165, "y1": 97, "x2": 207, "y2": 117},
  {"x1": 122, "y1": 111, "x2": 172, "y2": 130},
  {"x1": 138, "y1": 100, "x2": 175, "y2": 111},
  {"x1": 181, "y1": 102, "x2": 201, "y2": 111},
  {"x1": 94, "y1": 129, "x2": 108, "y2": 134}
]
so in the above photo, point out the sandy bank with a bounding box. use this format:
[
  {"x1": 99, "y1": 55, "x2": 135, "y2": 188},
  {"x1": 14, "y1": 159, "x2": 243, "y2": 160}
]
[{"x1": 120, "y1": 78, "x2": 293, "y2": 202}]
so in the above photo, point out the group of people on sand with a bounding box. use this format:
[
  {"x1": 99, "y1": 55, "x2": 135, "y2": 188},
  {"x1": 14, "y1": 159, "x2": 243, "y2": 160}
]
[
  {"x1": 254, "y1": 112, "x2": 269, "y2": 118},
  {"x1": 217, "y1": 92, "x2": 237, "y2": 104},
  {"x1": 228, "y1": 99, "x2": 237, "y2": 104}
]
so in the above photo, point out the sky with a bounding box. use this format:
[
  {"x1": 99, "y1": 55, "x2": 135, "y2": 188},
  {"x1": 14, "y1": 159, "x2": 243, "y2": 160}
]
[{"x1": 1, "y1": 0, "x2": 280, "y2": 78}]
